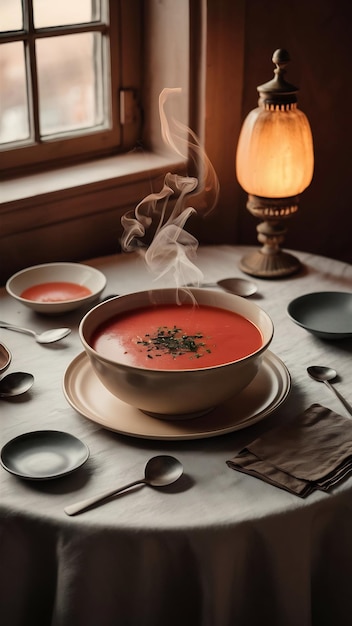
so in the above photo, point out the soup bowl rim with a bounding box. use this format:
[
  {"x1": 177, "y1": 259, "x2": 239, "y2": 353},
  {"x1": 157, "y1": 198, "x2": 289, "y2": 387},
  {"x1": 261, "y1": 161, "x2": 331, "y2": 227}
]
[
  {"x1": 78, "y1": 288, "x2": 274, "y2": 417},
  {"x1": 79, "y1": 287, "x2": 274, "y2": 373}
]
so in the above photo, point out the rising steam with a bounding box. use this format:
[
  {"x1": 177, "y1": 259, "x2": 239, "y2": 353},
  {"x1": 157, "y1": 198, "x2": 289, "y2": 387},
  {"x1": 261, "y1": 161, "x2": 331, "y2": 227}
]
[{"x1": 120, "y1": 88, "x2": 219, "y2": 288}]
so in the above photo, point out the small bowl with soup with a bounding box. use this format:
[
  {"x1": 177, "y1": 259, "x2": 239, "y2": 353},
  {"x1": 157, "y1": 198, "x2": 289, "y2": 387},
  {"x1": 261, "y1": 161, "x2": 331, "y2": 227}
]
[
  {"x1": 79, "y1": 288, "x2": 274, "y2": 419},
  {"x1": 6, "y1": 262, "x2": 107, "y2": 314}
]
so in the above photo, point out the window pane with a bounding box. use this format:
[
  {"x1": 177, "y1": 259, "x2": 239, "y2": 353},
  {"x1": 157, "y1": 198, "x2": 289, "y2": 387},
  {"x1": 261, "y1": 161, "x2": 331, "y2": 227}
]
[
  {"x1": 0, "y1": 42, "x2": 29, "y2": 145},
  {"x1": 0, "y1": 0, "x2": 23, "y2": 31},
  {"x1": 36, "y1": 33, "x2": 104, "y2": 136},
  {"x1": 33, "y1": 0, "x2": 99, "y2": 28}
]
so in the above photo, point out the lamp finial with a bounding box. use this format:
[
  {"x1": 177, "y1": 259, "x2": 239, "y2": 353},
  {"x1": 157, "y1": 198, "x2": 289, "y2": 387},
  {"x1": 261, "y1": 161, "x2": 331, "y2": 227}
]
[{"x1": 257, "y1": 48, "x2": 298, "y2": 106}]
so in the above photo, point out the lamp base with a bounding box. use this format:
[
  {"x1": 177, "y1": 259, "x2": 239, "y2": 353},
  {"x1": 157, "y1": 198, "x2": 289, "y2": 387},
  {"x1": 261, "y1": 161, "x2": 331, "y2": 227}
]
[{"x1": 239, "y1": 248, "x2": 301, "y2": 278}]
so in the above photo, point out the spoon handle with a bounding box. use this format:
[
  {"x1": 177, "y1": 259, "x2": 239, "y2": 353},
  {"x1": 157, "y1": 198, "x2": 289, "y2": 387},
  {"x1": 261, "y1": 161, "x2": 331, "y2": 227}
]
[
  {"x1": 324, "y1": 380, "x2": 352, "y2": 416},
  {"x1": 64, "y1": 478, "x2": 145, "y2": 516},
  {"x1": 185, "y1": 282, "x2": 217, "y2": 288},
  {"x1": 0, "y1": 321, "x2": 34, "y2": 338}
]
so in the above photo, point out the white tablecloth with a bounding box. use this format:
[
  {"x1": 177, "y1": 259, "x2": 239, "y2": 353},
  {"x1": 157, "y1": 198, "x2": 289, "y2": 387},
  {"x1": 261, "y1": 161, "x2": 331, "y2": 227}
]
[{"x1": 1, "y1": 245, "x2": 352, "y2": 626}]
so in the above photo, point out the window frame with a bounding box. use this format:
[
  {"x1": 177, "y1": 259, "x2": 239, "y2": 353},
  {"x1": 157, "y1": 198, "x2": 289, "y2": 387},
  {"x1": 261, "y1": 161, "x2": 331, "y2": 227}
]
[{"x1": 0, "y1": 0, "x2": 127, "y2": 175}]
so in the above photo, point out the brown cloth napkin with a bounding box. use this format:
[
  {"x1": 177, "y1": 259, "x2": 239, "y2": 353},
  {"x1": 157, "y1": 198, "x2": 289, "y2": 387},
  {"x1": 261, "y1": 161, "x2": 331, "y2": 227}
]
[{"x1": 227, "y1": 404, "x2": 352, "y2": 497}]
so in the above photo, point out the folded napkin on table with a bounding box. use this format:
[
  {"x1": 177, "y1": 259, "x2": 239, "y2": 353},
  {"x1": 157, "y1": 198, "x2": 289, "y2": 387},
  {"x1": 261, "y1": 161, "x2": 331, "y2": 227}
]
[{"x1": 227, "y1": 404, "x2": 352, "y2": 497}]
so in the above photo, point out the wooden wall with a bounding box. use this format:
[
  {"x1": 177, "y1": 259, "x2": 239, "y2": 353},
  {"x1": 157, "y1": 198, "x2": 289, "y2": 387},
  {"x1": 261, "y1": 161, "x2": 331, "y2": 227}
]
[{"x1": 196, "y1": 0, "x2": 352, "y2": 264}]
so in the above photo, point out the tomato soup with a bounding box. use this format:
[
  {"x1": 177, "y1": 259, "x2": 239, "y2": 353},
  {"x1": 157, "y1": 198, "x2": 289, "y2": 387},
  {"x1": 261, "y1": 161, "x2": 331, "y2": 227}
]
[
  {"x1": 92, "y1": 304, "x2": 263, "y2": 370},
  {"x1": 21, "y1": 282, "x2": 92, "y2": 302}
]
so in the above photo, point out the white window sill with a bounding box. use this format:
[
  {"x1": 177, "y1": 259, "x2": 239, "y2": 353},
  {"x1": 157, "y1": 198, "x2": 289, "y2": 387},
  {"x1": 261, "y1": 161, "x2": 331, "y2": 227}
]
[
  {"x1": 1, "y1": 151, "x2": 184, "y2": 207},
  {"x1": 0, "y1": 151, "x2": 185, "y2": 237}
]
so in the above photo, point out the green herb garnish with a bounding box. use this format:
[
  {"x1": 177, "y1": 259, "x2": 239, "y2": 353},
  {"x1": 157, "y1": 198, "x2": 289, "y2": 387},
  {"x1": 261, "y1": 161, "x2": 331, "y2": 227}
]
[{"x1": 136, "y1": 325, "x2": 211, "y2": 360}]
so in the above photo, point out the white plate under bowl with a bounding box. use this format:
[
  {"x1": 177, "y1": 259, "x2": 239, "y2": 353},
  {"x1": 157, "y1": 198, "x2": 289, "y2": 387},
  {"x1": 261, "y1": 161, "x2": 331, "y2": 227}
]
[
  {"x1": 0, "y1": 430, "x2": 89, "y2": 480},
  {"x1": 63, "y1": 350, "x2": 291, "y2": 440},
  {"x1": 6, "y1": 262, "x2": 107, "y2": 314}
]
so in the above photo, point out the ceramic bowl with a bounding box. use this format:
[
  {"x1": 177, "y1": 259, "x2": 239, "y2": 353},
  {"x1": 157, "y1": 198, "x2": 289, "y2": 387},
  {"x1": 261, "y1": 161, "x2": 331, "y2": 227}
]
[
  {"x1": 6, "y1": 263, "x2": 107, "y2": 315},
  {"x1": 0, "y1": 343, "x2": 12, "y2": 375},
  {"x1": 287, "y1": 291, "x2": 352, "y2": 340},
  {"x1": 79, "y1": 288, "x2": 274, "y2": 419}
]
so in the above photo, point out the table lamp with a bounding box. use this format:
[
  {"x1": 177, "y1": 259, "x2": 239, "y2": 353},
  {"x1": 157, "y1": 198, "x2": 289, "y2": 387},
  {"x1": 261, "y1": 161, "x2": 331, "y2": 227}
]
[{"x1": 235, "y1": 49, "x2": 314, "y2": 278}]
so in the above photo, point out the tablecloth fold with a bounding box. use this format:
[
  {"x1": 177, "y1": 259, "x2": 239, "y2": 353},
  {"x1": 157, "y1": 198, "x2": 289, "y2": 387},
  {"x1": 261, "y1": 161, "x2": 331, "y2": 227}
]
[{"x1": 227, "y1": 404, "x2": 352, "y2": 497}]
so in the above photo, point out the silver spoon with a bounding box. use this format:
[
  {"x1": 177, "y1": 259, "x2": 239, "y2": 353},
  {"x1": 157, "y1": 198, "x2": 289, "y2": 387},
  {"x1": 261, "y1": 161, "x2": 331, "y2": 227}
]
[
  {"x1": 187, "y1": 278, "x2": 257, "y2": 297},
  {"x1": 0, "y1": 372, "x2": 34, "y2": 398},
  {"x1": 64, "y1": 455, "x2": 184, "y2": 516},
  {"x1": 0, "y1": 321, "x2": 71, "y2": 344},
  {"x1": 307, "y1": 366, "x2": 352, "y2": 416}
]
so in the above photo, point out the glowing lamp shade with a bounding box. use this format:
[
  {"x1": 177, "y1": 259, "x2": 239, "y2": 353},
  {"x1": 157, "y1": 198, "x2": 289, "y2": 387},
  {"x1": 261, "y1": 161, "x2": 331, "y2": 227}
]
[
  {"x1": 236, "y1": 107, "x2": 313, "y2": 198},
  {"x1": 236, "y1": 49, "x2": 314, "y2": 278}
]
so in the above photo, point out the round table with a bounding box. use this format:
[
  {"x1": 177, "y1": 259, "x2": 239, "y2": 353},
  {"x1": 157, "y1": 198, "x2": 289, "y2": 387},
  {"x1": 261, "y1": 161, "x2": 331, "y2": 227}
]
[{"x1": 0, "y1": 245, "x2": 351, "y2": 626}]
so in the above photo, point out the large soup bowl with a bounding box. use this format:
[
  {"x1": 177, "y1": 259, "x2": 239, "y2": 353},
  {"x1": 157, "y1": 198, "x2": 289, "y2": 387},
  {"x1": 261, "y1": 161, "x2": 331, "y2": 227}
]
[{"x1": 79, "y1": 288, "x2": 274, "y2": 419}]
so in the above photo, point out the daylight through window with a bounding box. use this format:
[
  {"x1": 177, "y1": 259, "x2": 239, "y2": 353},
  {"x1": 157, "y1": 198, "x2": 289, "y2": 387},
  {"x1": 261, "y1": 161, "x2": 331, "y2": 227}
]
[{"x1": 0, "y1": 0, "x2": 122, "y2": 172}]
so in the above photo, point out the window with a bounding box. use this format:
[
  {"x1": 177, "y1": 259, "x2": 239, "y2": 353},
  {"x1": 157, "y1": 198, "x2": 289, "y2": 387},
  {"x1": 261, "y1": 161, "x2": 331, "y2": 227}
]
[
  {"x1": 0, "y1": 0, "x2": 140, "y2": 174},
  {"x1": 0, "y1": 0, "x2": 199, "y2": 285}
]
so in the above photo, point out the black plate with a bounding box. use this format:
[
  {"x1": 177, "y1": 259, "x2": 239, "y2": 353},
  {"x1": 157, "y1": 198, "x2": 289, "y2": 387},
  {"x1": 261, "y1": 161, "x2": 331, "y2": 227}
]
[
  {"x1": 0, "y1": 430, "x2": 89, "y2": 480},
  {"x1": 287, "y1": 291, "x2": 352, "y2": 339}
]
